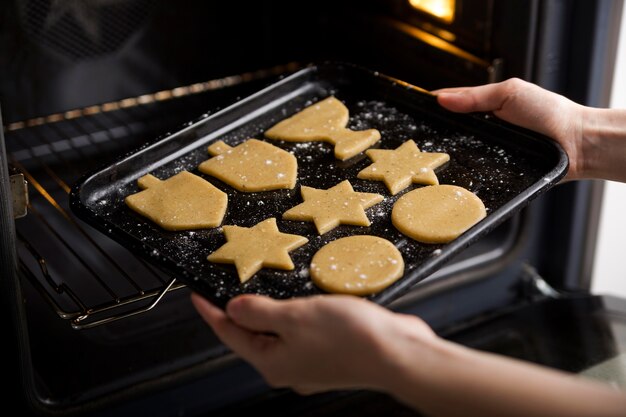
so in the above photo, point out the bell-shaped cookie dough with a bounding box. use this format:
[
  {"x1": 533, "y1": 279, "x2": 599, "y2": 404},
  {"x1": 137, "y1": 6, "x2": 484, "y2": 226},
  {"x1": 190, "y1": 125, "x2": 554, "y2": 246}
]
[
  {"x1": 198, "y1": 139, "x2": 297, "y2": 192},
  {"x1": 125, "y1": 171, "x2": 228, "y2": 231},
  {"x1": 265, "y1": 96, "x2": 381, "y2": 160}
]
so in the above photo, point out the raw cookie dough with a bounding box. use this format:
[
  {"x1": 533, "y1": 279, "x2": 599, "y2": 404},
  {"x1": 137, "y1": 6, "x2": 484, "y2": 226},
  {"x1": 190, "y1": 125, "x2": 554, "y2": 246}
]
[
  {"x1": 208, "y1": 218, "x2": 308, "y2": 283},
  {"x1": 125, "y1": 171, "x2": 227, "y2": 231},
  {"x1": 357, "y1": 140, "x2": 450, "y2": 195},
  {"x1": 283, "y1": 180, "x2": 384, "y2": 235},
  {"x1": 310, "y1": 235, "x2": 404, "y2": 296},
  {"x1": 392, "y1": 185, "x2": 486, "y2": 244},
  {"x1": 198, "y1": 139, "x2": 297, "y2": 192},
  {"x1": 264, "y1": 96, "x2": 381, "y2": 160}
]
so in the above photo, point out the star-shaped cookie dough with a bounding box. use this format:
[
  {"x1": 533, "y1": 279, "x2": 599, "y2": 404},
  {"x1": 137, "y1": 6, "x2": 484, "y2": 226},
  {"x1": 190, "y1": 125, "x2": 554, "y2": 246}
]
[
  {"x1": 357, "y1": 140, "x2": 450, "y2": 195},
  {"x1": 283, "y1": 180, "x2": 383, "y2": 235},
  {"x1": 208, "y1": 218, "x2": 308, "y2": 283}
]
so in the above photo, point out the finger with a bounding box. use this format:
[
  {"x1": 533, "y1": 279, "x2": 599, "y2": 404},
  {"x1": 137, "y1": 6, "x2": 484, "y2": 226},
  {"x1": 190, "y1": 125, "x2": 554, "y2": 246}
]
[
  {"x1": 191, "y1": 292, "x2": 228, "y2": 324},
  {"x1": 191, "y1": 293, "x2": 274, "y2": 357},
  {"x1": 226, "y1": 294, "x2": 294, "y2": 334},
  {"x1": 435, "y1": 80, "x2": 568, "y2": 133},
  {"x1": 435, "y1": 84, "x2": 510, "y2": 113}
]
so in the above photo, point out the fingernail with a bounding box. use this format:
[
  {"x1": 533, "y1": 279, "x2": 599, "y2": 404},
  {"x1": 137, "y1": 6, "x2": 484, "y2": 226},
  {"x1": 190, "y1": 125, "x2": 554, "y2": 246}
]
[{"x1": 437, "y1": 92, "x2": 458, "y2": 97}]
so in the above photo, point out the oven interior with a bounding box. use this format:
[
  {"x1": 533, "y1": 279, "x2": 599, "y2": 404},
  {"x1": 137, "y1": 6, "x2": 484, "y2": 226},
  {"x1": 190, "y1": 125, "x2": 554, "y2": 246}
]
[{"x1": 1, "y1": 0, "x2": 625, "y2": 415}]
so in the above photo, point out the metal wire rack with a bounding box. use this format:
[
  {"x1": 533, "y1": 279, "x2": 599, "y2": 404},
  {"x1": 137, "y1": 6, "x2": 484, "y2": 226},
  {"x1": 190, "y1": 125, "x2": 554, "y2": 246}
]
[{"x1": 5, "y1": 63, "x2": 300, "y2": 329}]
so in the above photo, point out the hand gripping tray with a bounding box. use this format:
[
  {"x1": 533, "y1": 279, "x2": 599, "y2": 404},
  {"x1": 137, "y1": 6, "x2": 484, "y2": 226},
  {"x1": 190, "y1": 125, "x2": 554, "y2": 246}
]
[{"x1": 70, "y1": 63, "x2": 568, "y2": 308}]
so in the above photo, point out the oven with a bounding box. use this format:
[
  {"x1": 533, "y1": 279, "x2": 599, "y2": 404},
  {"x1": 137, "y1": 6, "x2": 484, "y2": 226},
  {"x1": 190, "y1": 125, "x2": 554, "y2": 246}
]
[{"x1": 2, "y1": 1, "x2": 626, "y2": 415}]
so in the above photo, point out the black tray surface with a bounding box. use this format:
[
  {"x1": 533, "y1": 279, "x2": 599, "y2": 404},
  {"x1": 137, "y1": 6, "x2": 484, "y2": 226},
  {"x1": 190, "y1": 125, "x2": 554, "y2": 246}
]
[{"x1": 70, "y1": 63, "x2": 568, "y2": 307}]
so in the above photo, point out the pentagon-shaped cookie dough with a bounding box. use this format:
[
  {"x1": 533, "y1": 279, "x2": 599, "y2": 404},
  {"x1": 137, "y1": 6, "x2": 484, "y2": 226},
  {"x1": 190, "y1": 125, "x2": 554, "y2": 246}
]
[
  {"x1": 125, "y1": 171, "x2": 227, "y2": 231},
  {"x1": 265, "y1": 96, "x2": 381, "y2": 160},
  {"x1": 310, "y1": 235, "x2": 404, "y2": 296},
  {"x1": 357, "y1": 140, "x2": 450, "y2": 195},
  {"x1": 198, "y1": 139, "x2": 297, "y2": 192},
  {"x1": 282, "y1": 180, "x2": 384, "y2": 235},
  {"x1": 392, "y1": 185, "x2": 486, "y2": 244},
  {"x1": 208, "y1": 218, "x2": 308, "y2": 283}
]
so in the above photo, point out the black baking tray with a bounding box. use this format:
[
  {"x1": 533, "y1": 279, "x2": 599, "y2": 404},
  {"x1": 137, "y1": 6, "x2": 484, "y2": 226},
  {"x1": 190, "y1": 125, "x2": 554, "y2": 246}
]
[{"x1": 70, "y1": 62, "x2": 568, "y2": 308}]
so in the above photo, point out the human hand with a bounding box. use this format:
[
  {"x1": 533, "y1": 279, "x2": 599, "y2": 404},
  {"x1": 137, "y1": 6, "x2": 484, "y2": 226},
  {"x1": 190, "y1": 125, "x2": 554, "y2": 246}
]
[
  {"x1": 191, "y1": 293, "x2": 437, "y2": 395},
  {"x1": 192, "y1": 293, "x2": 626, "y2": 416},
  {"x1": 434, "y1": 78, "x2": 587, "y2": 180}
]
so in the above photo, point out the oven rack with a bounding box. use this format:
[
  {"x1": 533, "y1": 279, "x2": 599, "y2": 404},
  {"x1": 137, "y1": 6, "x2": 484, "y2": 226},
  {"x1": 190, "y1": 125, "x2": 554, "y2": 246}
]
[{"x1": 4, "y1": 63, "x2": 300, "y2": 329}]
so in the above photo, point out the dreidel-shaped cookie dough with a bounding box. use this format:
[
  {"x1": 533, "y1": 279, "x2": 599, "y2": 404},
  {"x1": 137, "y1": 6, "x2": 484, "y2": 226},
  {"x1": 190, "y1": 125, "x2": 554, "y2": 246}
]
[
  {"x1": 125, "y1": 171, "x2": 228, "y2": 231},
  {"x1": 265, "y1": 96, "x2": 381, "y2": 160},
  {"x1": 198, "y1": 139, "x2": 297, "y2": 192}
]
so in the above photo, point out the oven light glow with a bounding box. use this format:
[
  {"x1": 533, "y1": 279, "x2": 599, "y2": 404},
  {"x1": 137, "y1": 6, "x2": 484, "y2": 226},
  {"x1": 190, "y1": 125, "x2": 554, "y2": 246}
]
[{"x1": 408, "y1": 0, "x2": 455, "y2": 23}]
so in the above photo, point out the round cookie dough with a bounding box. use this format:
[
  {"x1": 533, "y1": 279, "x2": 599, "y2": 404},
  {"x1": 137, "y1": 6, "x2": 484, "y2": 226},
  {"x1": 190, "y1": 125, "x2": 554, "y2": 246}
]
[
  {"x1": 310, "y1": 235, "x2": 404, "y2": 296},
  {"x1": 392, "y1": 185, "x2": 486, "y2": 244}
]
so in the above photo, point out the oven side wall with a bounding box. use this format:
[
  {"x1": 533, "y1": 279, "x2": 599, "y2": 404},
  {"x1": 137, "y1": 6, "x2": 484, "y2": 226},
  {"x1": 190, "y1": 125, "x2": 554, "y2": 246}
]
[
  {"x1": 592, "y1": 3, "x2": 626, "y2": 299},
  {"x1": 523, "y1": 0, "x2": 623, "y2": 292},
  {"x1": 0, "y1": 110, "x2": 39, "y2": 414}
]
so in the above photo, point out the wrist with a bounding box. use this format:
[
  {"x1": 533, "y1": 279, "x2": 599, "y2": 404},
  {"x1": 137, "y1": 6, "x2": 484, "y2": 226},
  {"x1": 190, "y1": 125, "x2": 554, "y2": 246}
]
[
  {"x1": 373, "y1": 322, "x2": 451, "y2": 402},
  {"x1": 581, "y1": 107, "x2": 626, "y2": 181}
]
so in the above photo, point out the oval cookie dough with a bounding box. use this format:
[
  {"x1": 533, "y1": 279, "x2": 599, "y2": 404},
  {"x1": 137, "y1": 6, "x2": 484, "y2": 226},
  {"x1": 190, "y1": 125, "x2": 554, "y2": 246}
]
[
  {"x1": 392, "y1": 185, "x2": 486, "y2": 244},
  {"x1": 310, "y1": 235, "x2": 404, "y2": 296}
]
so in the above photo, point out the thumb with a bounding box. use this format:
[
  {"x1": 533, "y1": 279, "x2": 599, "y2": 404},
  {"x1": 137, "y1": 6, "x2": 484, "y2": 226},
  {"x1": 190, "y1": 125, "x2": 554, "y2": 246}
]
[
  {"x1": 192, "y1": 293, "x2": 283, "y2": 363},
  {"x1": 226, "y1": 295, "x2": 293, "y2": 334}
]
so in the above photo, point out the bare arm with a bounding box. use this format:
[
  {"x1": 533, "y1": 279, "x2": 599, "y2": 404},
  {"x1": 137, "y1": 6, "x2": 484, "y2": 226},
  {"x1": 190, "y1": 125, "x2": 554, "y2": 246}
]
[
  {"x1": 192, "y1": 293, "x2": 626, "y2": 417},
  {"x1": 387, "y1": 330, "x2": 626, "y2": 417},
  {"x1": 434, "y1": 78, "x2": 626, "y2": 182}
]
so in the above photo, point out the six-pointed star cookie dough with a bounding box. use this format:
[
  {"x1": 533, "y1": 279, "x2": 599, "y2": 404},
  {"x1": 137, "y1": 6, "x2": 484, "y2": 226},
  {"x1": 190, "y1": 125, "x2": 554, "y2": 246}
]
[
  {"x1": 357, "y1": 140, "x2": 450, "y2": 195},
  {"x1": 282, "y1": 180, "x2": 384, "y2": 235},
  {"x1": 265, "y1": 96, "x2": 381, "y2": 161},
  {"x1": 208, "y1": 218, "x2": 308, "y2": 283}
]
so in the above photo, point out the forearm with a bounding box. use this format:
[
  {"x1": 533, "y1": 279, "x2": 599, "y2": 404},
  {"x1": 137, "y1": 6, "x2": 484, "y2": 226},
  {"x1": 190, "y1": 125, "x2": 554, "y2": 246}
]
[
  {"x1": 380, "y1": 337, "x2": 626, "y2": 417},
  {"x1": 581, "y1": 107, "x2": 626, "y2": 182}
]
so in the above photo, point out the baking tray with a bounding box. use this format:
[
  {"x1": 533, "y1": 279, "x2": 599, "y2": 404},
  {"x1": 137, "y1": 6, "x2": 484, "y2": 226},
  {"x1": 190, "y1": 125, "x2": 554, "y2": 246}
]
[{"x1": 70, "y1": 62, "x2": 568, "y2": 308}]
